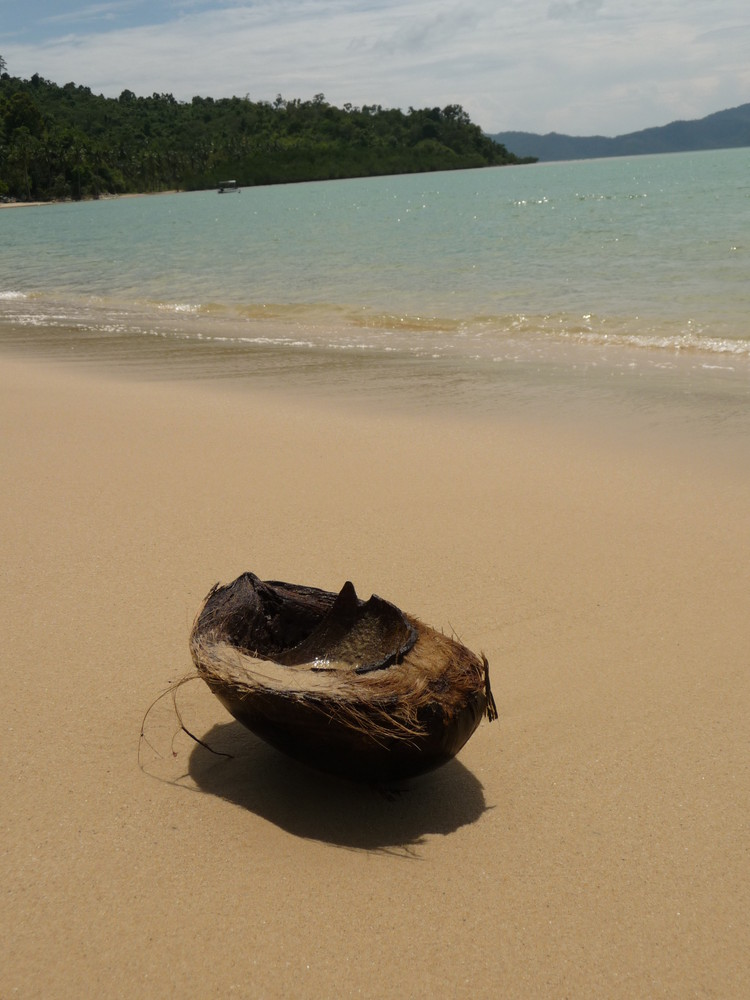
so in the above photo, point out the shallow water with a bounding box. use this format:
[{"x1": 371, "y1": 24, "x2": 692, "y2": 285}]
[{"x1": 2, "y1": 148, "x2": 749, "y2": 432}]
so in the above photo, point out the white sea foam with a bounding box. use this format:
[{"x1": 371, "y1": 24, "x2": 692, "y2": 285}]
[
  {"x1": 157, "y1": 302, "x2": 199, "y2": 314},
  {"x1": 569, "y1": 328, "x2": 750, "y2": 357}
]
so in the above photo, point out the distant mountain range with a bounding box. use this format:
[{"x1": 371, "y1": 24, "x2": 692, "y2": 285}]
[{"x1": 491, "y1": 103, "x2": 750, "y2": 162}]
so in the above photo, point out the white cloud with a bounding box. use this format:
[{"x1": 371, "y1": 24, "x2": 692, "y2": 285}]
[
  {"x1": 548, "y1": 0, "x2": 603, "y2": 21},
  {"x1": 41, "y1": 2, "x2": 145, "y2": 27}
]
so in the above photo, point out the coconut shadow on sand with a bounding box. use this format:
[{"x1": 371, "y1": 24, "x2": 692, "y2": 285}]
[{"x1": 188, "y1": 721, "x2": 490, "y2": 852}]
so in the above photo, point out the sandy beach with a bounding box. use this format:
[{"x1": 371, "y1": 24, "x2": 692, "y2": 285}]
[
  {"x1": 2, "y1": 354, "x2": 748, "y2": 998},
  {"x1": 0, "y1": 200, "x2": 55, "y2": 209},
  {"x1": 0, "y1": 191, "x2": 182, "y2": 209}
]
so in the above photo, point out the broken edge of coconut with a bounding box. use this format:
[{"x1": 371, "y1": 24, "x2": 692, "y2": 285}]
[{"x1": 189, "y1": 573, "x2": 497, "y2": 782}]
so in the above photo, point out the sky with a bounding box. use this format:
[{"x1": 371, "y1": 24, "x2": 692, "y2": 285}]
[{"x1": 1, "y1": 1, "x2": 749, "y2": 136}]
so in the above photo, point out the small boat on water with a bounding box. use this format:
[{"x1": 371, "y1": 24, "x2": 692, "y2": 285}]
[
  {"x1": 217, "y1": 179, "x2": 240, "y2": 193},
  {"x1": 190, "y1": 573, "x2": 497, "y2": 782}
]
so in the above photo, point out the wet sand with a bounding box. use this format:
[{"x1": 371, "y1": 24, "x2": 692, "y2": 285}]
[{"x1": 2, "y1": 354, "x2": 748, "y2": 998}]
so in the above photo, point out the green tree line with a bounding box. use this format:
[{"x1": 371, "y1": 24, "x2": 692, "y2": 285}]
[{"x1": 0, "y1": 65, "x2": 533, "y2": 202}]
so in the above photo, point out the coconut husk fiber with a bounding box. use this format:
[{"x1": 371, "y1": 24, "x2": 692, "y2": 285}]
[{"x1": 189, "y1": 573, "x2": 497, "y2": 782}]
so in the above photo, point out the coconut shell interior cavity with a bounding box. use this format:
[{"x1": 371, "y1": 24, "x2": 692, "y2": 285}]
[{"x1": 190, "y1": 573, "x2": 497, "y2": 782}]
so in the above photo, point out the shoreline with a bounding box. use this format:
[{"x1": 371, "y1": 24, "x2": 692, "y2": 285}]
[
  {"x1": 2, "y1": 319, "x2": 750, "y2": 476},
  {"x1": 2, "y1": 353, "x2": 749, "y2": 997},
  {"x1": 0, "y1": 189, "x2": 183, "y2": 209},
  {"x1": 0, "y1": 199, "x2": 55, "y2": 209}
]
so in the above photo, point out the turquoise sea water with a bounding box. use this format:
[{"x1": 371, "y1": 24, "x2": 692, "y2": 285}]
[{"x1": 2, "y1": 147, "x2": 749, "y2": 421}]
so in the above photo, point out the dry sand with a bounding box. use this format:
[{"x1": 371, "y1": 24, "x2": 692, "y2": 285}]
[{"x1": 2, "y1": 355, "x2": 748, "y2": 998}]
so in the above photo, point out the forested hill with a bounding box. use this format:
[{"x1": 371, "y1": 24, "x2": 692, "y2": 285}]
[
  {"x1": 0, "y1": 70, "x2": 532, "y2": 202},
  {"x1": 490, "y1": 103, "x2": 750, "y2": 162}
]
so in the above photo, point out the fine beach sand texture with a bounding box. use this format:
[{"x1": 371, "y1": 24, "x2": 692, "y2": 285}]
[{"x1": 2, "y1": 355, "x2": 748, "y2": 998}]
